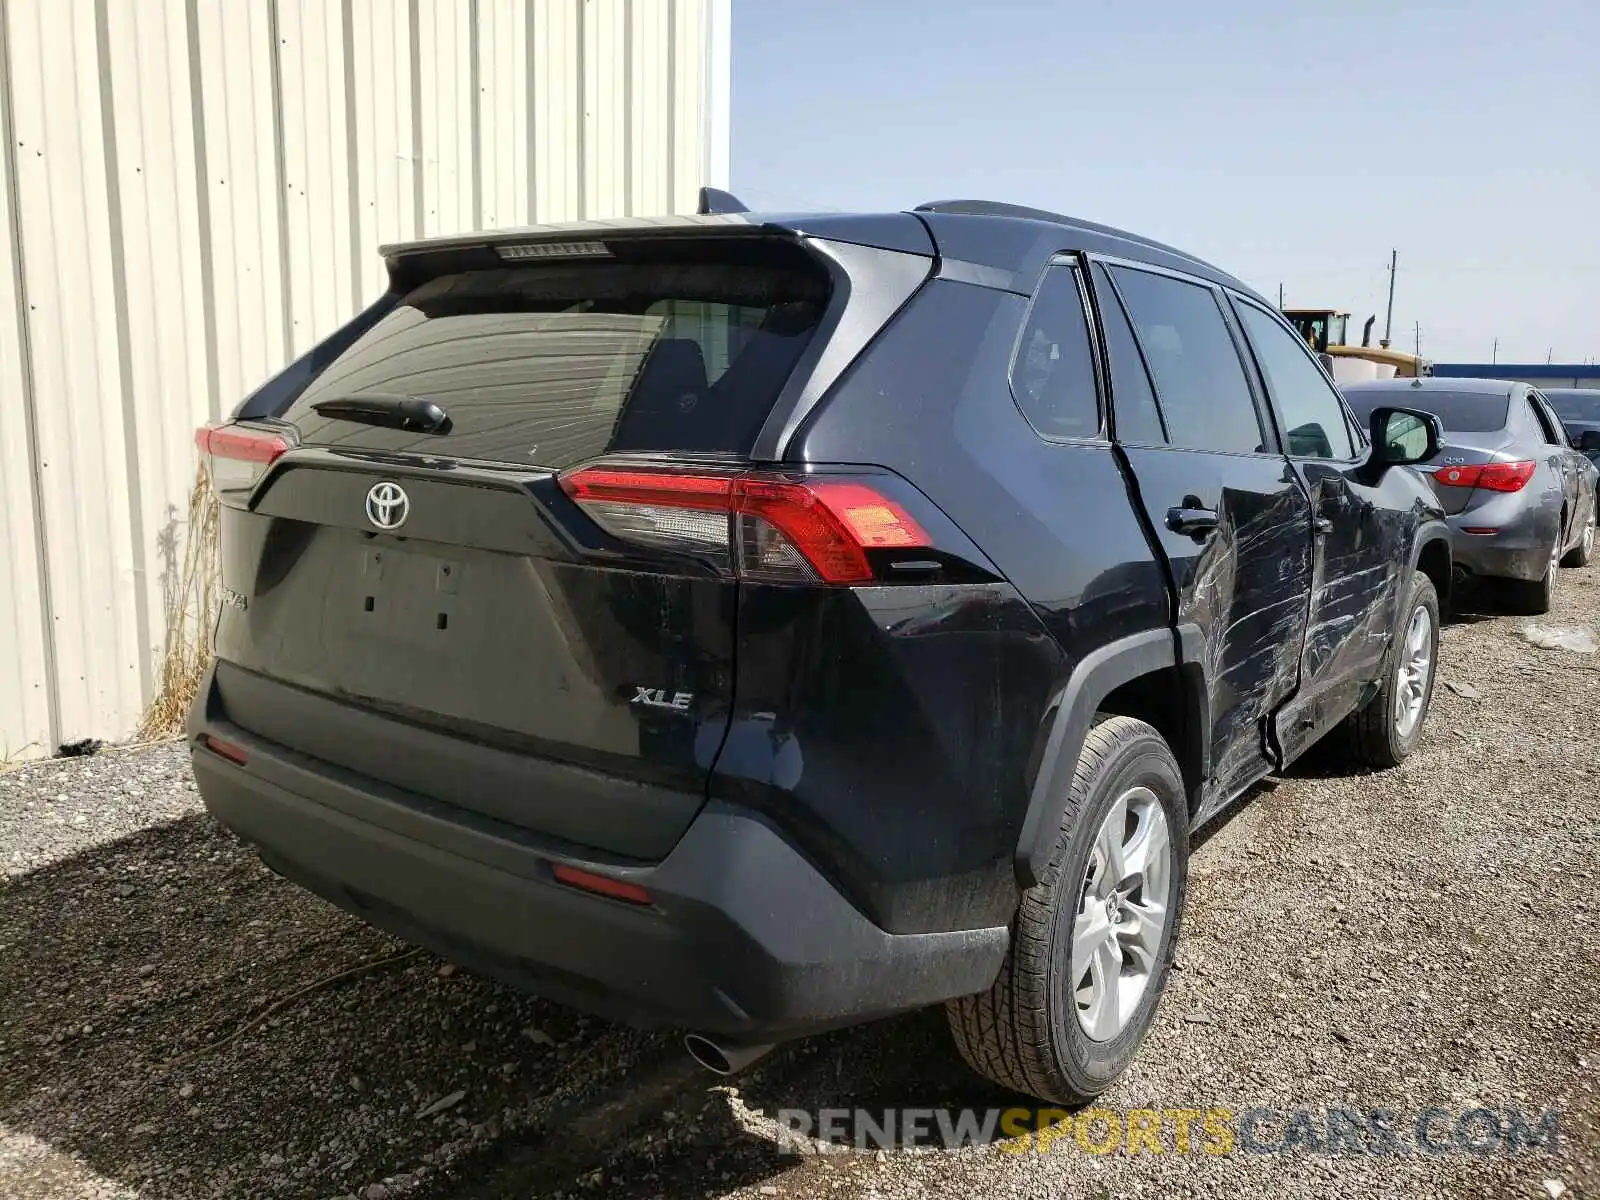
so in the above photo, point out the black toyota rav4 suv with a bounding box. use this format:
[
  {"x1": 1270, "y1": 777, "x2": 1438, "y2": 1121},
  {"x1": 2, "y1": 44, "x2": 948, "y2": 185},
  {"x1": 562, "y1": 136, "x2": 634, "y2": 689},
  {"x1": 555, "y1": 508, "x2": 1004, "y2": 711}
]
[{"x1": 189, "y1": 198, "x2": 1451, "y2": 1103}]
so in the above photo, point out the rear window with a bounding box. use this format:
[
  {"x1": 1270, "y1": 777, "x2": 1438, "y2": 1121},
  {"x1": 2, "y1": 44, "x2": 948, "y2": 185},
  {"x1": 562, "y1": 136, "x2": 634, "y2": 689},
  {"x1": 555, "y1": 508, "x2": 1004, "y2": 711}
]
[
  {"x1": 1109, "y1": 266, "x2": 1264, "y2": 455},
  {"x1": 1342, "y1": 388, "x2": 1509, "y2": 433},
  {"x1": 1548, "y1": 391, "x2": 1600, "y2": 422},
  {"x1": 288, "y1": 246, "x2": 829, "y2": 467}
]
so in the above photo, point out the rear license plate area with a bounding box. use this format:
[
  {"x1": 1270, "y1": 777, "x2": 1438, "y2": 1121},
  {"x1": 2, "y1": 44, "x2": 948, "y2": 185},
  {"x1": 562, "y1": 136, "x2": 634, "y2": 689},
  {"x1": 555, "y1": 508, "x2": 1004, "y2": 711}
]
[{"x1": 359, "y1": 545, "x2": 464, "y2": 635}]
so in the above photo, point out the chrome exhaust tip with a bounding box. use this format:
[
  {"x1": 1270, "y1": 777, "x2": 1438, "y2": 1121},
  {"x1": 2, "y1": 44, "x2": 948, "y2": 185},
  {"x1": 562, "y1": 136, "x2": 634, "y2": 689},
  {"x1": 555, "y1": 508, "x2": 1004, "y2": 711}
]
[{"x1": 684, "y1": 1033, "x2": 775, "y2": 1076}]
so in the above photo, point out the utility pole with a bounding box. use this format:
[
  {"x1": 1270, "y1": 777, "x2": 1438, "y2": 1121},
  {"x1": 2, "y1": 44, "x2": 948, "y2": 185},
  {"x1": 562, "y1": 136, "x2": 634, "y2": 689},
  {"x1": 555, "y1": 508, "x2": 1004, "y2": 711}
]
[
  {"x1": 1278, "y1": 282, "x2": 1284, "y2": 310},
  {"x1": 1492, "y1": 338, "x2": 1498, "y2": 363},
  {"x1": 1413, "y1": 321, "x2": 1421, "y2": 359},
  {"x1": 1547, "y1": 348, "x2": 1553, "y2": 364},
  {"x1": 1382, "y1": 250, "x2": 1397, "y2": 348}
]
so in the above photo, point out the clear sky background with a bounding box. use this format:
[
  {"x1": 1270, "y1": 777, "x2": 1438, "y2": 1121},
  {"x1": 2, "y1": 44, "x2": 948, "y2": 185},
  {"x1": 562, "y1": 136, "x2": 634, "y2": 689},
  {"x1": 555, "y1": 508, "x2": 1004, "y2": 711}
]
[{"x1": 731, "y1": 0, "x2": 1598, "y2": 365}]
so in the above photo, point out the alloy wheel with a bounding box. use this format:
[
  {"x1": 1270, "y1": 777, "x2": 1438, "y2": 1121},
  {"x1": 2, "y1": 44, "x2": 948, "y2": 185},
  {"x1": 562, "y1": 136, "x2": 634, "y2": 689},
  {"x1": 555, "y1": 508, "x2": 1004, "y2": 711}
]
[
  {"x1": 1393, "y1": 603, "x2": 1434, "y2": 739},
  {"x1": 1071, "y1": 786, "x2": 1172, "y2": 1042}
]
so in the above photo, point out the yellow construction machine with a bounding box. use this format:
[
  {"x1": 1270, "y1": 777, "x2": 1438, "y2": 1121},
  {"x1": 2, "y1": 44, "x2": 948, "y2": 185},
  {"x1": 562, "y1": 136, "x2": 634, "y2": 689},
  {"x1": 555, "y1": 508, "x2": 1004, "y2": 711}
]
[{"x1": 1283, "y1": 307, "x2": 1432, "y2": 382}]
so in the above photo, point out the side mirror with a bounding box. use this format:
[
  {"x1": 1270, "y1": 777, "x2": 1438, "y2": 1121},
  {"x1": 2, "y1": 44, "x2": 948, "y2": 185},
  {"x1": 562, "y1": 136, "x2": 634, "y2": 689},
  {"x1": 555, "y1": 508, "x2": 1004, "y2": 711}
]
[
  {"x1": 1369, "y1": 406, "x2": 1442, "y2": 468},
  {"x1": 1580, "y1": 430, "x2": 1600, "y2": 453},
  {"x1": 1317, "y1": 352, "x2": 1336, "y2": 376}
]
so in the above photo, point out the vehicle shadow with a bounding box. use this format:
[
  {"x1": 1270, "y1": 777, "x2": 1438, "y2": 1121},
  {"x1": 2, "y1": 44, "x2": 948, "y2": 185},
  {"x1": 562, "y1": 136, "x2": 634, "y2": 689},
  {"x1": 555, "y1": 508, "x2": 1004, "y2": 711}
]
[
  {"x1": 1189, "y1": 776, "x2": 1277, "y2": 852},
  {"x1": 0, "y1": 812, "x2": 720, "y2": 1198},
  {"x1": 1444, "y1": 576, "x2": 1514, "y2": 622},
  {"x1": 432, "y1": 1011, "x2": 1061, "y2": 1198},
  {"x1": 0, "y1": 812, "x2": 1044, "y2": 1199},
  {"x1": 1272, "y1": 734, "x2": 1376, "y2": 781}
]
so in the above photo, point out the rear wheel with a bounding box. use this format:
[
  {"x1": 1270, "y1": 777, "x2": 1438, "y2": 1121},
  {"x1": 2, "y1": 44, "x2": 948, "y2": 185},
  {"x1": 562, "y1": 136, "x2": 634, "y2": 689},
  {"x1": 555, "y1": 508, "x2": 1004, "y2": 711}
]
[
  {"x1": 1345, "y1": 570, "x2": 1439, "y2": 768},
  {"x1": 946, "y1": 716, "x2": 1188, "y2": 1104},
  {"x1": 1505, "y1": 534, "x2": 1560, "y2": 615},
  {"x1": 1561, "y1": 510, "x2": 1595, "y2": 568}
]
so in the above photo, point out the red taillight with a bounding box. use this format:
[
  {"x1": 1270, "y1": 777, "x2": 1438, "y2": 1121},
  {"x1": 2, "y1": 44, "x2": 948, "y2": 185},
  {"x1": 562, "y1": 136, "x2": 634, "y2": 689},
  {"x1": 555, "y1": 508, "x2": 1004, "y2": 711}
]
[
  {"x1": 200, "y1": 734, "x2": 249, "y2": 766},
  {"x1": 1431, "y1": 460, "x2": 1536, "y2": 493},
  {"x1": 556, "y1": 468, "x2": 735, "y2": 510},
  {"x1": 1477, "y1": 461, "x2": 1538, "y2": 492},
  {"x1": 550, "y1": 863, "x2": 653, "y2": 906},
  {"x1": 195, "y1": 423, "x2": 289, "y2": 493},
  {"x1": 558, "y1": 465, "x2": 931, "y2": 584}
]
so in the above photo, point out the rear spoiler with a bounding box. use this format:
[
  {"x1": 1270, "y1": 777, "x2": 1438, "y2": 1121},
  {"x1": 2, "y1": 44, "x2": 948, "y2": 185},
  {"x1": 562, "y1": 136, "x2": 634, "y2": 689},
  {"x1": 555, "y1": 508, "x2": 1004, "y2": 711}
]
[
  {"x1": 377, "y1": 189, "x2": 754, "y2": 259},
  {"x1": 379, "y1": 215, "x2": 810, "y2": 295},
  {"x1": 380, "y1": 212, "x2": 936, "y2": 295},
  {"x1": 379, "y1": 214, "x2": 764, "y2": 261}
]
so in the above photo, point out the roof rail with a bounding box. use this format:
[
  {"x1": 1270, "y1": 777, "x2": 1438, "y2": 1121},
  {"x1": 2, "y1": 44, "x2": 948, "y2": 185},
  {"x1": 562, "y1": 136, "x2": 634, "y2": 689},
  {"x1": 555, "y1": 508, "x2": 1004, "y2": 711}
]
[
  {"x1": 697, "y1": 186, "x2": 749, "y2": 215},
  {"x1": 914, "y1": 199, "x2": 1058, "y2": 219},
  {"x1": 912, "y1": 198, "x2": 1223, "y2": 278}
]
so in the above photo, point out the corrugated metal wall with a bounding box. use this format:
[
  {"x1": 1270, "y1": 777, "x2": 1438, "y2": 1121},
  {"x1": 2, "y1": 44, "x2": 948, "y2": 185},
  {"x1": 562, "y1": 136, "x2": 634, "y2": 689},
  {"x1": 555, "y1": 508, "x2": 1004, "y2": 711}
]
[{"x1": 0, "y1": 0, "x2": 731, "y2": 758}]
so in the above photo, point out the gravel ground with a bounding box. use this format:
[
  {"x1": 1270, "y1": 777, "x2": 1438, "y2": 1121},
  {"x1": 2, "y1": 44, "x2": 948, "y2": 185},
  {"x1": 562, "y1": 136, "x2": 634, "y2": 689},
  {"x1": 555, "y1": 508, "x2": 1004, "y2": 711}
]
[{"x1": 2, "y1": 564, "x2": 1597, "y2": 1200}]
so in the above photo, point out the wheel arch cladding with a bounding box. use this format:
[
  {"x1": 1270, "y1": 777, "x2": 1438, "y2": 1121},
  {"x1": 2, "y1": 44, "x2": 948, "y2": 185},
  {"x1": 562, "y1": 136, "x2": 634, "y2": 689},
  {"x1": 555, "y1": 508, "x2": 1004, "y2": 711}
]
[
  {"x1": 1014, "y1": 626, "x2": 1209, "y2": 888},
  {"x1": 1413, "y1": 528, "x2": 1452, "y2": 616}
]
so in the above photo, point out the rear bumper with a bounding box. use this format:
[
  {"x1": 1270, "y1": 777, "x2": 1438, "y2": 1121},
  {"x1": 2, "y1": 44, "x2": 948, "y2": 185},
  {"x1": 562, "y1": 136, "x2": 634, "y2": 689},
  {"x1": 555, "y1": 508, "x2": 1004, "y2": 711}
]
[
  {"x1": 188, "y1": 669, "x2": 1006, "y2": 1040},
  {"x1": 1446, "y1": 507, "x2": 1551, "y2": 582}
]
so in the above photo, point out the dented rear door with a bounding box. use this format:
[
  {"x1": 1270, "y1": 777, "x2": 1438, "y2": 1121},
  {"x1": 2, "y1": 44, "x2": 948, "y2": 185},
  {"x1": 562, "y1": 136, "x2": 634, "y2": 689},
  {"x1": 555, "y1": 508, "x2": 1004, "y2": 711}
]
[{"x1": 1090, "y1": 262, "x2": 1314, "y2": 803}]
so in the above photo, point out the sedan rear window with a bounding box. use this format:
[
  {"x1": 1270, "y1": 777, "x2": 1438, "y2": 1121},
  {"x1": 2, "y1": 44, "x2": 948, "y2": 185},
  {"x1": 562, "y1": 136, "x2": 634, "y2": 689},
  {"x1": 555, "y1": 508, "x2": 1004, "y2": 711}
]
[
  {"x1": 287, "y1": 245, "x2": 829, "y2": 468},
  {"x1": 1342, "y1": 389, "x2": 1509, "y2": 433}
]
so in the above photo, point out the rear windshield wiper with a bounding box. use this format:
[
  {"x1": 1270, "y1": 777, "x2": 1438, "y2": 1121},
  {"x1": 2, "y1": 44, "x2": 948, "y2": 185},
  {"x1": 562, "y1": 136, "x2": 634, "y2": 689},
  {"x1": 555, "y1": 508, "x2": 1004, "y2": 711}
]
[{"x1": 311, "y1": 394, "x2": 451, "y2": 434}]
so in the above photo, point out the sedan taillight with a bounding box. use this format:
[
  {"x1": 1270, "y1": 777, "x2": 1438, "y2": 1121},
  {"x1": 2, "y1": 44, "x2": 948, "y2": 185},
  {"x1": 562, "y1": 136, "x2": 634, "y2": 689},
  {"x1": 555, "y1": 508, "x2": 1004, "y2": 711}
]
[{"x1": 1431, "y1": 460, "x2": 1536, "y2": 493}]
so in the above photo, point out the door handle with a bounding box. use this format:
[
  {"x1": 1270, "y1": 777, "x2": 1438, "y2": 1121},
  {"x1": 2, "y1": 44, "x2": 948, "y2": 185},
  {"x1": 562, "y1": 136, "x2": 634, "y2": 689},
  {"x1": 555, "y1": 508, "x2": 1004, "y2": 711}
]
[
  {"x1": 1314, "y1": 517, "x2": 1334, "y2": 535},
  {"x1": 1166, "y1": 506, "x2": 1219, "y2": 539}
]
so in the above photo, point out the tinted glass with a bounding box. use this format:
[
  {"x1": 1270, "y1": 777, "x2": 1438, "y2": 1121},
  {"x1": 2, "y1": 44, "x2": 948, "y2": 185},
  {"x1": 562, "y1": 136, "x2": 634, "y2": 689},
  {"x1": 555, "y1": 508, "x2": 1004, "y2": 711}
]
[
  {"x1": 1528, "y1": 397, "x2": 1566, "y2": 446},
  {"x1": 1546, "y1": 391, "x2": 1600, "y2": 422},
  {"x1": 1009, "y1": 265, "x2": 1100, "y2": 439},
  {"x1": 288, "y1": 255, "x2": 827, "y2": 467},
  {"x1": 1092, "y1": 264, "x2": 1165, "y2": 444},
  {"x1": 1236, "y1": 301, "x2": 1356, "y2": 459},
  {"x1": 1342, "y1": 389, "x2": 1510, "y2": 433},
  {"x1": 1111, "y1": 267, "x2": 1262, "y2": 454}
]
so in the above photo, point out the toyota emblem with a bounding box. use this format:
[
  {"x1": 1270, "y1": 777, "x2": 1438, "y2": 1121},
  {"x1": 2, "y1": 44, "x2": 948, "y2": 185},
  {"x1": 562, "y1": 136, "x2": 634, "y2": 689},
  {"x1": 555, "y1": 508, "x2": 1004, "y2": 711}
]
[{"x1": 365, "y1": 481, "x2": 410, "y2": 530}]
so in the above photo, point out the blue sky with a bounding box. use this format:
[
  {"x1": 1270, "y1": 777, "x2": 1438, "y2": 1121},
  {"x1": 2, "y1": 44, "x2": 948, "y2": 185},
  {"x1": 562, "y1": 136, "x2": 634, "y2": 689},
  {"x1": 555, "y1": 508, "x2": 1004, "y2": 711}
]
[{"x1": 731, "y1": 0, "x2": 1598, "y2": 365}]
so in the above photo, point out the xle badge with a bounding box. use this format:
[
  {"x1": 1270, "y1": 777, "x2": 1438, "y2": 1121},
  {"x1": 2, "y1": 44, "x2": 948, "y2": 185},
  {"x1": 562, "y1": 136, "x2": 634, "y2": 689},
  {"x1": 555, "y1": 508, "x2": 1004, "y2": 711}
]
[{"x1": 631, "y1": 687, "x2": 693, "y2": 712}]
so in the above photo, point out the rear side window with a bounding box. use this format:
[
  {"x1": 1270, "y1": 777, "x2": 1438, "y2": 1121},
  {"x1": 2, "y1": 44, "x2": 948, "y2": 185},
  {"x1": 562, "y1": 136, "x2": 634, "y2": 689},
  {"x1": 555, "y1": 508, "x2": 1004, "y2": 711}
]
[
  {"x1": 1527, "y1": 395, "x2": 1566, "y2": 446},
  {"x1": 1343, "y1": 389, "x2": 1509, "y2": 433},
  {"x1": 1110, "y1": 267, "x2": 1264, "y2": 455},
  {"x1": 1009, "y1": 264, "x2": 1100, "y2": 440},
  {"x1": 1234, "y1": 300, "x2": 1357, "y2": 460},
  {"x1": 1091, "y1": 264, "x2": 1166, "y2": 445},
  {"x1": 287, "y1": 246, "x2": 828, "y2": 468}
]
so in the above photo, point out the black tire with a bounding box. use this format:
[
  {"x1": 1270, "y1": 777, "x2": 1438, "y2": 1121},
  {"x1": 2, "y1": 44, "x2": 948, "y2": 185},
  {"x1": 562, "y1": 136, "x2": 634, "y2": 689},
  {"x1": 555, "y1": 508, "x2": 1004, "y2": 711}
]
[
  {"x1": 1504, "y1": 573, "x2": 1553, "y2": 615},
  {"x1": 945, "y1": 716, "x2": 1188, "y2": 1104},
  {"x1": 1561, "y1": 511, "x2": 1595, "y2": 568},
  {"x1": 1345, "y1": 569, "x2": 1440, "y2": 768},
  {"x1": 1503, "y1": 540, "x2": 1558, "y2": 616}
]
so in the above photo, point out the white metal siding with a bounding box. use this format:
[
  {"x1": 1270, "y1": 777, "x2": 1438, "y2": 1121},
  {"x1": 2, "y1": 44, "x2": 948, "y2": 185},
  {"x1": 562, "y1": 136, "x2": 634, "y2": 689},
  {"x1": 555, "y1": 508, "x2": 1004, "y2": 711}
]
[{"x1": 0, "y1": 0, "x2": 730, "y2": 758}]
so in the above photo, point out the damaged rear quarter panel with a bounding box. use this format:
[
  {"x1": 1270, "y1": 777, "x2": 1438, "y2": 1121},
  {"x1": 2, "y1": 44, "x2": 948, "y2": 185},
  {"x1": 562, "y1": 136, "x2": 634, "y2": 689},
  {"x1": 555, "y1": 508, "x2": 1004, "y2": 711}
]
[
  {"x1": 709, "y1": 580, "x2": 1064, "y2": 936},
  {"x1": 1120, "y1": 449, "x2": 1315, "y2": 804}
]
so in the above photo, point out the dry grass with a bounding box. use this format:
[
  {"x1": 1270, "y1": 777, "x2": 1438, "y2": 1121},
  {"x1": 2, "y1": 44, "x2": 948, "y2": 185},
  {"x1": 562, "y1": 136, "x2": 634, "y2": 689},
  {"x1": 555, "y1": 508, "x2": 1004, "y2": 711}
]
[{"x1": 139, "y1": 463, "x2": 220, "y2": 738}]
